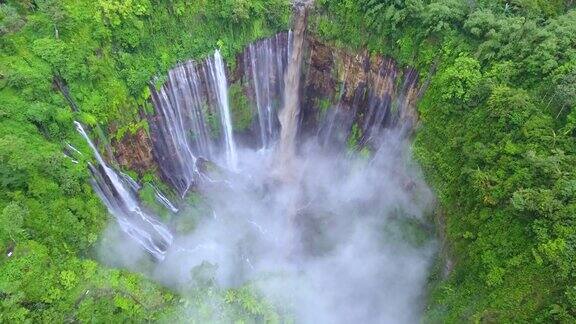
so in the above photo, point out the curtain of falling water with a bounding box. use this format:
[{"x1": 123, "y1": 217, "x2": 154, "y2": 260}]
[
  {"x1": 278, "y1": 6, "x2": 307, "y2": 170},
  {"x1": 207, "y1": 50, "x2": 238, "y2": 170},
  {"x1": 244, "y1": 32, "x2": 291, "y2": 149},
  {"x1": 149, "y1": 51, "x2": 238, "y2": 195}
]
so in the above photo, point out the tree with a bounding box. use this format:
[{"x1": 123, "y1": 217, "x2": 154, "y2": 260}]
[
  {"x1": 0, "y1": 4, "x2": 25, "y2": 35},
  {"x1": 0, "y1": 202, "x2": 27, "y2": 244},
  {"x1": 437, "y1": 55, "x2": 482, "y2": 103}
]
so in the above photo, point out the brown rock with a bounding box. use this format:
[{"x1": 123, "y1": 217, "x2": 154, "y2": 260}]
[{"x1": 112, "y1": 128, "x2": 155, "y2": 175}]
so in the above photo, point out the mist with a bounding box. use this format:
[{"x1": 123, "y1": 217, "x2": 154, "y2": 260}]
[{"x1": 96, "y1": 124, "x2": 436, "y2": 323}]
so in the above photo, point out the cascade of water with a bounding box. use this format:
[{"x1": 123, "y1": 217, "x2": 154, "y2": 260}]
[
  {"x1": 152, "y1": 185, "x2": 179, "y2": 213},
  {"x1": 149, "y1": 51, "x2": 238, "y2": 193},
  {"x1": 206, "y1": 50, "x2": 238, "y2": 170},
  {"x1": 147, "y1": 27, "x2": 419, "y2": 195},
  {"x1": 120, "y1": 171, "x2": 141, "y2": 192},
  {"x1": 243, "y1": 32, "x2": 291, "y2": 149},
  {"x1": 397, "y1": 68, "x2": 420, "y2": 132},
  {"x1": 317, "y1": 67, "x2": 354, "y2": 150},
  {"x1": 65, "y1": 142, "x2": 83, "y2": 155},
  {"x1": 360, "y1": 59, "x2": 397, "y2": 143},
  {"x1": 63, "y1": 153, "x2": 79, "y2": 164},
  {"x1": 150, "y1": 63, "x2": 202, "y2": 196},
  {"x1": 315, "y1": 54, "x2": 420, "y2": 148},
  {"x1": 75, "y1": 121, "x2": 173, "y2": 260},
  {"x1": 278, "y1": 6, "x2": 307, "y2": 167}
]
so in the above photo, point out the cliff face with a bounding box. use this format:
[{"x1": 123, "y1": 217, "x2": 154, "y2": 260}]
[
  {"x1": 299, "y1": 36, "x2": 421, "y2": 147},
  {"x1": 111, "y1": 127, "x2": 156, "y2": 175},
  {"x1": 112, "y1": 34, "x2": 423, "y2": 177}
]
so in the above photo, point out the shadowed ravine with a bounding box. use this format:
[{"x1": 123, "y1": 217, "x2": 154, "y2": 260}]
[{"x1": 77, "y1": 9, "x2": 437, "y2": 323}]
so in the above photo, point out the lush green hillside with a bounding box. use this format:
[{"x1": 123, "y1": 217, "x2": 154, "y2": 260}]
[
  {"x1": 0, "y1": 0, "x2": 290, "y2": 321},
  {"x1": 312, "y1": 0, "x2": 576, "y2": 322}
]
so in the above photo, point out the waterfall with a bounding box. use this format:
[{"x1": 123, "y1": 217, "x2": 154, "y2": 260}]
[
  {"x1": 120, "y1": 171, "x2": 141, "y2": 191},
  {"x1": 278, "y1": 6, "x2": 307, "y2": 167},
  {"x1": 360, "y1": 58, "x2": 398, "y2": 143},
  {"x1": 207, "y1": 50, "x2": 238, "y2": 170},
  {"x1": 243, "y1": 32, "x2": 291, "y2": 149},
  {"x1": 75, "y1": 121, "x2": 173, "y2": 260},
  {"x1": 149, "y1": 62, "x2": 209, "y2": 196},
  {"x1": 149, "y1": 51, "x2": 238, "y2": 195},
  {"x1": 152, "y1": 185, "x2": 179, "y2": 213}
]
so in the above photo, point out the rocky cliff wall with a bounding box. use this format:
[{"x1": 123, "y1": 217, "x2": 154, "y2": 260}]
[{"x1": 111, "y1": 34, "x2": 424, "y2": 181}]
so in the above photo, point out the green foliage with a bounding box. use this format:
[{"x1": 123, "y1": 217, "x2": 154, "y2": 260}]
[
  {"x1": 229, "y1": 82, "x2": 253, "y2": 131},
  {"x1": 0, "y1": 202, "x2": 27, "y2": 243},
  {"x1": 205, "y1": 106, "x2": 222, "y2": 139},
  {"x1": 347, "y1": 122, "x2": 361, "y2": 151},
  {"x1": 317, "y1": 97, "x2": 332, "y2": 116},
  {"x1": 114, "y1": 119, "x2": 148, "y2": 142},
  {"x1": 437, "y1": 55, "x2": 482, "y2": 103},
  {"x1": 173, "y1": 191, "x2": 211, "y2": 235},
  {"x1": 415, "y1": 50, "x2": 575, "y2": 323},
  {"x1": 224, "y1": 286, "x2": 281, "y2": 322},
  {"x1": 138, "y1": 184, "x2": 167, "y2": 218},
  {"x1": 0, "y1": 3, "x2": 25, "y2": 35},
  {"x1": 0, "y1": 241, "x2": 173, "y2": 322}
]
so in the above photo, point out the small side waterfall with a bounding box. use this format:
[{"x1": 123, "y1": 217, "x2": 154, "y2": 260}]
[
  {"x1": 305, "y1": 48, "x2": 420, "y2": 150},
  {"x1": 120, "y1": 171, "x2": 141, "y2": 191},
  {"x1": 243, "y1": 32, "x2": 292, "y2": 149},
  {"x1": 152, "y1": 185, "x2": 179, "y2": 213},
  {"x1": 75, "y1": 122, "x2": 173, "y2": 260},
  {"x1": 355, "y1": 60, "x2": 420, "y2": 145},
  {"x1": 149, "y1": 51, "x2": 238, "y2": 195}
]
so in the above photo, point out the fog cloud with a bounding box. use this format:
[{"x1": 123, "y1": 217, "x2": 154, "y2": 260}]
[{"x1": 98, "y1": 126, "x2": 435, "y2": 323}]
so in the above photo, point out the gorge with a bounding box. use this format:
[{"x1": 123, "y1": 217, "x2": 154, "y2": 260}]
[
  {"x1": 2, "y1": 0, "x2": 575, "y2": 322},
  {"x1": 73, "y1": 4, "x2": 436, "y2": 323}
]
